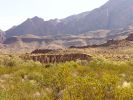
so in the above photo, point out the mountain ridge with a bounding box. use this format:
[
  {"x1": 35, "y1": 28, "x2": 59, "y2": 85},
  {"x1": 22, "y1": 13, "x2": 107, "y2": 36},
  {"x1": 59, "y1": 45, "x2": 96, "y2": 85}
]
[{"x1": 6, "y1": 0, "x2": 133, "y2": 38}]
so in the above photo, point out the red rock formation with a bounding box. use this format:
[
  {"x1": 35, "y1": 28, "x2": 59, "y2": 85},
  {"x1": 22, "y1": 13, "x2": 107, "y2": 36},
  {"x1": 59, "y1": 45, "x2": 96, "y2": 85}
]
[{"x1": 22, "y1": 53, "x2": 92, "y2": 63}]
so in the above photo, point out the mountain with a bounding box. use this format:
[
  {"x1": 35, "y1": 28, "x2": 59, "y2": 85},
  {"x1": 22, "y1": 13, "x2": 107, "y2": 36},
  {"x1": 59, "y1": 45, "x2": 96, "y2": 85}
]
[
  {"x1": 6, "y1": 17, "x2": 46, "y2": 37},
  {"x1": 56, "y1": 0, "x2": 133, "y2": 33},
  {"x1": 0, "y1": 30, "x2": 5, "y2": 43},
  {"x1": 6, "y1": 0, "x2": 133, "y2": 38}
]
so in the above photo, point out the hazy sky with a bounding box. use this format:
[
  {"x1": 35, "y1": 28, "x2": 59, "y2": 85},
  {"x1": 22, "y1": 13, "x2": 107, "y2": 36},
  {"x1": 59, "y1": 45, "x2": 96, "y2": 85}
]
[{"x1": 0, "y1": 0, "x2": 108, "y2": 30}]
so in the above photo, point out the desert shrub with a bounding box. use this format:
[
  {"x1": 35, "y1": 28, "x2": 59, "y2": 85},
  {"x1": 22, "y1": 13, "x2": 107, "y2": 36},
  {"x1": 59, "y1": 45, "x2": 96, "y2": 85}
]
[
  {"x1": 115, "y1": 87, "x2": 133, "y2": 99},
  {"x1": 0, "y1": 56, "x2": 23, "y2": 67},
  {"x1": 0, "y1": 55, "x2": 132, "y2": 99},
  {"x1": 100, "y1": 73, "x2": 120, "y2": 99},
  {"x1": 45, "y1": 63, "x2": 55, "y2": 68},
  {"x1": 42, "y1": 65, "x2": 74, "y2": 99},
  {"x1": 63, "y1": 76, "x2": 104, "y2": 100}
]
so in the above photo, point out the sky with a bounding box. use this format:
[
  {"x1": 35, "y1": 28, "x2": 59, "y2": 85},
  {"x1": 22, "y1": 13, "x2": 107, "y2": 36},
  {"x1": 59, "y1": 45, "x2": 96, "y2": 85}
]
[{"x1": 0, "y1": 0, "x2": 108, "y2": 31}]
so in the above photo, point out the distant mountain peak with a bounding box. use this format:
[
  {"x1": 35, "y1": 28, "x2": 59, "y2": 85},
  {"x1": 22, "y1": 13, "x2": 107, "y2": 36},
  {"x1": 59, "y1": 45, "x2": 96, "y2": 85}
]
[
  {"x1": 31, "y1": 16, "x2": 44, "y2": 21},
  {"x1": 25, "y1": 16, "x2": 44, "y2": 23}
]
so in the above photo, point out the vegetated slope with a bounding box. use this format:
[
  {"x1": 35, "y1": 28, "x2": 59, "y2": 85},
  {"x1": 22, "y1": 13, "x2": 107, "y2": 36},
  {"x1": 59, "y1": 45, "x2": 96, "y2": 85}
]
[{"x1": 5, "y1": 0, "x2": 133, "y2": 37}]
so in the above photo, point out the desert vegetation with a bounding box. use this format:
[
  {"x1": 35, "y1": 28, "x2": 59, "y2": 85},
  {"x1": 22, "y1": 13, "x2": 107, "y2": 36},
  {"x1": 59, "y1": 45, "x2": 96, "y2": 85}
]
[{"x1": 0, "y1": 53, "x2": 132, "y2": 100}]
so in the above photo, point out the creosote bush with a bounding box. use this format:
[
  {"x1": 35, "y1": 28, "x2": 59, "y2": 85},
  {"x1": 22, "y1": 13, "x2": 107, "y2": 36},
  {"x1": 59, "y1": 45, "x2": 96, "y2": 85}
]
[{"x1": 0, "y1": 55, "x2": 132, "y2": 100}]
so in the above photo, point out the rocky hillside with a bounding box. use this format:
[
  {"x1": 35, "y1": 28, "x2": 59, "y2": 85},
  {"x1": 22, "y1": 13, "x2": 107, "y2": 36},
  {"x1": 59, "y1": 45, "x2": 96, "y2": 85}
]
[
  {"x1": 2, "y1": 27, "x2": 133, "y2": 53},
  {"x1": 0, "y1": 30, "x2": 5, "y2": 43},
  {"x1": 5, "y1": 0, "x2": 133, "y2": 38}
]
